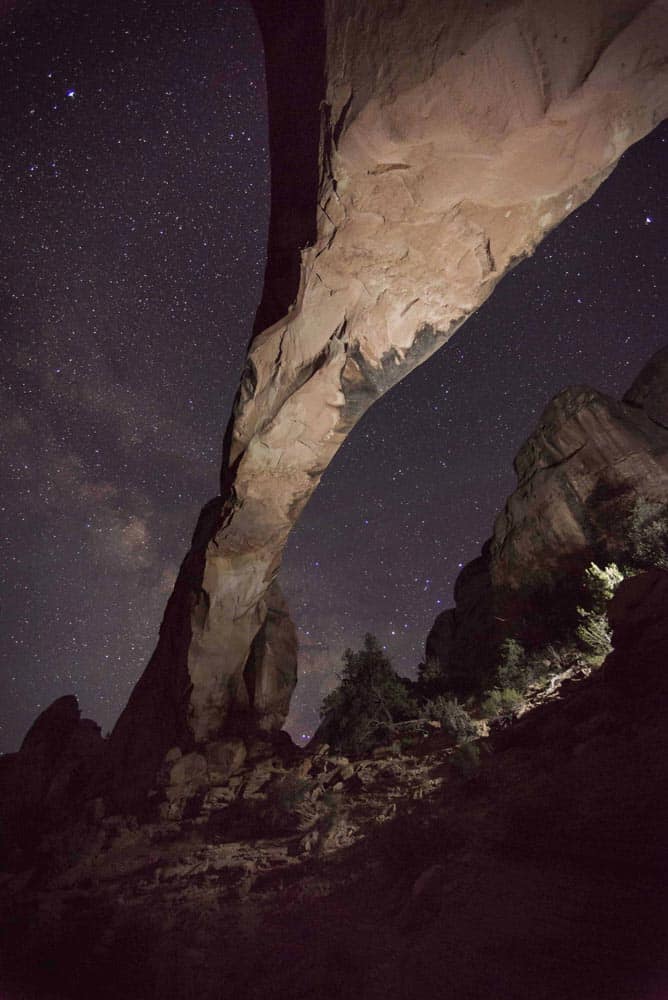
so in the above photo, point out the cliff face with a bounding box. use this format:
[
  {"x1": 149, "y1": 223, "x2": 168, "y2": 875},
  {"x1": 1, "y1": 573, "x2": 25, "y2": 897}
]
[
  {"x1": 427, "y1": 346, "x2": 668, "y2": 688},
  {"x1": 106, "y1": 1, "x2": 668, "y2": 804}
]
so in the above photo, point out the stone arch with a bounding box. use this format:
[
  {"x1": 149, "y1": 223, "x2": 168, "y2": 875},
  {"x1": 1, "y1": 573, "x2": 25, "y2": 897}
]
[{"x1": 108, "y1": 0, "x2": 668, "y2": 807}]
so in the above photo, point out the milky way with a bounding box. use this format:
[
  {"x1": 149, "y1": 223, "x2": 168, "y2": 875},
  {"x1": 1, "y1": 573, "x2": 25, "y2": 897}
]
[{"x1": 1, "y1": 0, "x2": 665, "y2": 751}]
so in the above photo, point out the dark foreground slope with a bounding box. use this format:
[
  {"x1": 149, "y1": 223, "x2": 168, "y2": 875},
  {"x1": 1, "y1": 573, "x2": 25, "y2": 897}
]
[{"x1": 1, "y1": 570, "x2": 667, "y2": 1000}]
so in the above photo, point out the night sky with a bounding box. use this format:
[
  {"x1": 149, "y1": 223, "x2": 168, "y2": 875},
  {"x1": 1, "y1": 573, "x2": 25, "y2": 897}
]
[{"x1": 1, "y1": 0, "x2": 665, "y2": 753}]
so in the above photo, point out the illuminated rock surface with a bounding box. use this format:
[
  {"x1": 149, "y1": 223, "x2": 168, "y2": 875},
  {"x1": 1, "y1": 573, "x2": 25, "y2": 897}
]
[{"x1": 104, "y1": 1, "x2": 668, "y2": 800}]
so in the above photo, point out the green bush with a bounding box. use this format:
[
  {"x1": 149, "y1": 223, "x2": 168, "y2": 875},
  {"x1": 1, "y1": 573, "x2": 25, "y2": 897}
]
[
  {"x1": 524, "y1": 643, "x2": 566, "y2": 679},
  {"x1": 318, "y1": 634, "x2": 416, "y2": 756},
  {"x1": 481, "y1": 687, "x2": 524, "y2": 720},
  {"x1": 575, "y1": 562, "x2": 624, "y2": 661},
  {"x1": 581, "y1": 562, "x2": 624, "y2": 612},
  {"x1": 496, "y1": 638, "x2": 531, "y2": 693},
  {"x1": 576, "y1": 613, "x2": 612, "y2": 659},
  {"x1": 424, "y1": 696, "x2": 477, "y2": 743},
  {"x1": 416, "y1": 655, "x2": 447, "y2": 696}
]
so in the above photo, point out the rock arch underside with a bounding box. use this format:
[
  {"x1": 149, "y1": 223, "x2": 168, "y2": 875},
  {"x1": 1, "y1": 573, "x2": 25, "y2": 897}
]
[{"x1": 108, "y1": 0, "x2": 668, "y2": 807}]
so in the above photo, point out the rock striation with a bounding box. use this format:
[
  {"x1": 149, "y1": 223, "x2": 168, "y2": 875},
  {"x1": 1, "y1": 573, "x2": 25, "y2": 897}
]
[
  {"x1": 427, "y1": 346, "x2": 668, "y2": 690},
  {"x1": 103, "y1": 1, "x2": 668, "y2": 803}
]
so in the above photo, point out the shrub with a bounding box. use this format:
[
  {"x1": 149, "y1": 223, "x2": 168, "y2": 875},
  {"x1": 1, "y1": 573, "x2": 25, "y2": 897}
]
[
  {"x1": 416, "y1": 655, "x2": 446, "y2": 696},
  {"x1": 481, "y1": 687, "x2": 524, "y2": 720},
  {"x1": 424, "y1": 696, "x2": 477, "y2": 743},
  {"x1": 580, "y1": 562, "x2": 624, "y2": 612},
  {"x1": 524, "y1": 643, "x2": 566, "y2": 679},
  {"x1": 576, "y1": 613, "x2": 612, "y2": 659},
  {"x1": 575, "y1": 562, "x2": 624, "y2": 660},
  {"x1": 496, "y1": 638, "x2": 531, "y2": 692},
  {"x1": 318, "y1": 634, "x2": 416, "y2": 756}
]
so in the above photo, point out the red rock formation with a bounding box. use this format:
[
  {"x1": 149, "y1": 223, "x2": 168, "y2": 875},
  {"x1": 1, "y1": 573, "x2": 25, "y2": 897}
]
[
  {"x1": 426, "y1": 347, "x2": 668, "y2": 692},
  {"x1": 110, "y1": 0, "x2": 668, "y2": 805},
  {"x1": 492, "y1": 355, "x2": 668, "y2": 593}
]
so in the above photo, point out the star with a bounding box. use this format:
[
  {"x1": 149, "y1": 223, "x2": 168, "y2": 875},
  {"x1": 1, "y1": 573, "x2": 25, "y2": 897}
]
[{"x1": 0, "y1": 1, "x2": 665, "y2": 753}]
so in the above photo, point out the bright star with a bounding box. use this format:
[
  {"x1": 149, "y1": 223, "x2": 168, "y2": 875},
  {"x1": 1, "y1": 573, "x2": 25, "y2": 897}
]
[
  {"x1": 66, "y1": 89, "x2": 75, "y2": 98},
  {"x1": 645, "y1": 215, "x2": 653, "y2": 224}
]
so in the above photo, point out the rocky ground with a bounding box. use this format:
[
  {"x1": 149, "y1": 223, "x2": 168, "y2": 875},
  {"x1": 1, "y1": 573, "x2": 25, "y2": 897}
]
[{"x1": 1, "y1": 570, "x2": 667, "y2": 1000}]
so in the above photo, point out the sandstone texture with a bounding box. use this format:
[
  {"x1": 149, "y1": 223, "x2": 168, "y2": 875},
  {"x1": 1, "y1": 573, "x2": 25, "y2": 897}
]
[
  {"x1": 427, "y1": 347, "x2": 668, "y2": 688},
  {"x1": 102, "y1": 2, "x2": 668, "y2": 802},
  {"x1": 2, "y1": 571, "x2": 667, "y2": 1000}
]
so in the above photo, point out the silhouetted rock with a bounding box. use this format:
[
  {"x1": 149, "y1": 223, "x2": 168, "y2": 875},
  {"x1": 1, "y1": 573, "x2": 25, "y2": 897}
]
[
  {"x1": 0, "y1": 695, "x2": 105, "y2": 865},
  {"x1": 19, "y1": 693, "x2": 81, "y2": 754}
]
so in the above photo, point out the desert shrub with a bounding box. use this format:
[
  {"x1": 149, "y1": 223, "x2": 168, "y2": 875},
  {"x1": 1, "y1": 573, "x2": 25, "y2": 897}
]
[
  {"x1": 524, "y1": 642, "x2": 567, "y2": 679},
  {"x1": 424, "y1": 696, "x2": 477, "y2": 743},
  {"x1": 496, "y1": 638, "x2": 532, "y2": 692},
  {"x1": 581, "y1": 561, "x2": 624, "y2": 610},
  {"x1": 575, "y1": 562, "x2": 624, "y2": 660},
  {"x1": 576, "y1": 614, "x2": 612, "y2": 659},
  {"x1": 627, "y1": 498, "x2": 668, "y2": 570},
  {"x1": 416, "y1": 655, "x2": 447, "y2": 696},
  {"x1": 318, "y1": 634, "x2": 417, "y2": 756},
  {"x1": 481, "y1": 687, "x2": 524, "y2": 720}
]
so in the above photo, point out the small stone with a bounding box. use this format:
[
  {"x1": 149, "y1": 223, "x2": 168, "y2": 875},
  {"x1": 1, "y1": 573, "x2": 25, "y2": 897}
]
[{"x1": 295, "y1": 757, "x2": 313, "y2": 778}]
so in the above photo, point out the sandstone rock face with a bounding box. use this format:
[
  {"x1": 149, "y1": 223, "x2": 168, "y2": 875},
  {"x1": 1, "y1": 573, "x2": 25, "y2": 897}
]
[
  {"x1": 110, "y1": 0, "x2": 668, "y2": 805},
  {"x1": 426, "y1": 348, "x2": 668, "y2": 689},
  {"x1": 492, "y1": 367, "x2": 668, "y2": 593}
]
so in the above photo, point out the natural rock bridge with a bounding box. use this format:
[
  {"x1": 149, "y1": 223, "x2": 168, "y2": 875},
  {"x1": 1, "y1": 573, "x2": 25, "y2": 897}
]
[{"x1": 108, "y1": 0, "x2": 668, "y2": 806}]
